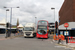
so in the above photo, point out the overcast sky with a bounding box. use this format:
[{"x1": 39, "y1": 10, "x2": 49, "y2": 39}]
[{"x1": 0, "y1": 0, "x2": 64, "y2": 25}]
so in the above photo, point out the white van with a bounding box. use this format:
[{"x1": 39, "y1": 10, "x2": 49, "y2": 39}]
[{"x1": 23, "y1": 23, "x2": 36, "y2": 38}]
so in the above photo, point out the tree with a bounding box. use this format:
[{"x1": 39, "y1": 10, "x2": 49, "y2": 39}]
[{"x1": 17, "y1": 18, "x2": 19, "y2": 27}]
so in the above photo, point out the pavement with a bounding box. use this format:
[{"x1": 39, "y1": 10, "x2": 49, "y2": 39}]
[
  {"x1": 0, "y1": 33, "x2": 23, "y2": 40},
  {"x1": 49, "y1": 34, "x2": 75, "y2": 50},
  {"x1": 53, "y1": 40, "x2": 75, "y2": 50},
  {"x1": 61, "y1": 40, "x2": 75, "y2": 49}
]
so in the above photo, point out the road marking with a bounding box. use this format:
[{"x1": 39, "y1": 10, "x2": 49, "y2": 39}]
[
  {"x1": 54, "y1": 46, "x2": 73, "y2": 50},
  {"x1": 55, "y1": 44, "x2": 74, "y2": 50},
  {"x1": 54, "y1": 45, "x2": 66, "y2": 48},
  {"x1": 64, "y1": 47, "x2": 73, "y2": 50}
]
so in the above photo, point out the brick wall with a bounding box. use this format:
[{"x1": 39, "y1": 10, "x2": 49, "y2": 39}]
[{"x1": 59, "y1": 0, "x2": 75, "y2": 25}]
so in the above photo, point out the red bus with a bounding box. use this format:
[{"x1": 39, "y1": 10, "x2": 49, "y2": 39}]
[{"x1": 36, "y1": 20, "x2": 49, "y2": 38}]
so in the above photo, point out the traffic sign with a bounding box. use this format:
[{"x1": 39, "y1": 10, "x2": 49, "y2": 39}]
[{"x1": 64, "y1": 23, "x2": 69, "y2": 28}]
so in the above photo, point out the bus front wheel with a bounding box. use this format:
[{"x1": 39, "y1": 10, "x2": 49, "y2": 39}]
[{"x1": 24, "y1": 36, "x2": 26, "y2": 38}]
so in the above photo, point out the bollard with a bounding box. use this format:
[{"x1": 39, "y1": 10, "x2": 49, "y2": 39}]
[
  {"x1": 16, "y1": 33, "x2": 17, "y2": 36},
  {"x1": 21, "y1": 32, "x2": 22, "y2": 35},
  {"x1": 5, "y1": 33, "x2": 8, "y2": 38},
  {"x1": 14, "y1": 33, "x2": 15, "y2": 36},
  {"x1": 66, "y1": 36, "x2": 68, "y2": 44},
  {"x1": 58, "y1": 39, "x2": 61, "y2": 44},
  {"x1": 8, "y1": 31, "x2": 10, "y2": 37},
  {"x1": 18, "y1": 33, "x2": 19, "y2": 35}
]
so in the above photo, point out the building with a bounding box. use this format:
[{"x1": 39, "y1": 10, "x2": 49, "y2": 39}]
[
  {"x1": 59, "y1": 0, "x2": 75, "y2": 25},
  {"x1": 17, "y1": 24, "x2": 23, "y2": 32},
  {"x1": 11, "y1": 25, "x2": 17, "y2": 28},
  {"x1": 59, "y1": 0, "x2": 75, "y2": 36},
  {"x1": 48, "y1": 23, "x2": 55, "y2": 34},
  {"x1": 0, "y1": 18, "x2": 17, "y2": 33},
  {"x1": 0, "y1": 18, "x2": 6, "y2": 26}
]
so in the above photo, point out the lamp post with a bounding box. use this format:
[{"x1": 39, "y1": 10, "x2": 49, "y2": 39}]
[
  {"x1": 35, "y1": 17, "x2": 37, "y2": 25},
  {"x1": 4, "y1": 6, "x2": 19, "y2": 37},
  {"x1": 5, "y1": 9, "x2": 9, "y2": 38},
  {"x1": 35, "y1": 17, "x2": 37, "y2": 28},
  {"x1": 51, "y1": 8, "x2": 55, "y2": 35}
]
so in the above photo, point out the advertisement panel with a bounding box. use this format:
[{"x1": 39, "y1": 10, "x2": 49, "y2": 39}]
[
  {"x1": 60, "y1": 31, "x2": 63, "y2": 35},
  {"x1": 64, "y1": 31, "x2": 69, "y2": 36}
]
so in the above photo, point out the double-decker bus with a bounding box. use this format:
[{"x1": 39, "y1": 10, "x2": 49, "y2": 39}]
[{"x1": 36, "y1": 20, "x2": 49, "y2": 38}]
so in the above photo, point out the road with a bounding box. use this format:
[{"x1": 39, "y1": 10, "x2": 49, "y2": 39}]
[{"x1": 0, "y1": 36, "x2": 72, "y2": 50}]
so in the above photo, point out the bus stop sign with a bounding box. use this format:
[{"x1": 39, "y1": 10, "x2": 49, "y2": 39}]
[{"x1": 64, "y1": 23, "x2": 69, "y2": 28}]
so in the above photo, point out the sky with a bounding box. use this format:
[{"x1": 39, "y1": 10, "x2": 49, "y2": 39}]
[{"x1": 0, "y1": 0, "x2": 64, "y2": 25}]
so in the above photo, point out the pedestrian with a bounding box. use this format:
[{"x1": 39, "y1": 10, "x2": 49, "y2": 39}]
[{"x1": 58, "y1": 34, "x2": 64, "y2": 44}]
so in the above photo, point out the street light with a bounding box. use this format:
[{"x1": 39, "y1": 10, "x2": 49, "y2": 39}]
[
  {"x1": 35, "y1": 17, "x2": 37, "y2": 24},
  {"x1": 35, "y1": 17, "x2": 37, "y2": 28},
  {"x1": 51, "y1": 8, "x2": 55, "y2": 22},
  {"x1": 4, "y1": 6, "x2": 19, "y2": 37},
  {"x1": 4, "y1": 6, "x2": 20, "y2": 8},
  {"x1": 51, "y1": 7, "x2": 55, "y2": 35},
  {"x1": 5, "y1": 9, "x2": 9, "y2": 38},
  {"x1": 35, "y1": 17, "x2": 37, "y2": 29},
  {"x1": 16, "y1": 6, "x2": 19, "y2": 8}
]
